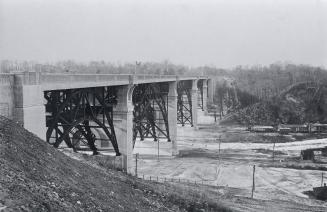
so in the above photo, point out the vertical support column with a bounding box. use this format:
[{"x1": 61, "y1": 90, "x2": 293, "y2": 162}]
[
  {"x1": 191, "y1": 79, "x2": 198, "y2": 129},
  {"x1": 113, "y1": 85, "x2": 134, "y2": 174},
  {"x1": 13, "y1": 71, "x2": 46, "y2": 140},
  {"x1": 168, "y1": 81, "x2": 178, "y2": 156},
  {"x1": 202, "y1": 79, "x2": 208, "y2": 114},
  {"x1": 207, "y1": 79, "x2": 214, "y2": 105}
]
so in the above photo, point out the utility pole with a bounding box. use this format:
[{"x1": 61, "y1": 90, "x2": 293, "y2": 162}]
[
  {"x1": 214, "y1": 105, "x2": 218, "y2": 123},
  {"x1": 218, "y1": 135, "x2": 221, "y2": 159},
  {"x1": 214, "y1": 110, "x2": 217, "y2": 122},
  {"x1": 272, "y1": 139, "x2": 276, "y2": 163},
  {"x1": 157, "y1": 138, "x2": 160, "y2": 162},
  {"x1": 251, "y1": 165, "x2": 256, "y2": 198},
  {"x1": 135, "y1": 153, "x2": 139, "y2": 177},
  {"x1": 134, "y1": 61, "x2": 141, "y2": 75}
]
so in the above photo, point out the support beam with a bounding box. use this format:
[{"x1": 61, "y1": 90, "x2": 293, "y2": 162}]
[
  {"x1": 113, "y1": 85, "x2": 134, "y2": 173},
  {"x1": 168, "y1": 81, "x2": 178, "y2": 155},
  {"x1": 191, "y1": 79, "x2": 198, "y2": 129}
]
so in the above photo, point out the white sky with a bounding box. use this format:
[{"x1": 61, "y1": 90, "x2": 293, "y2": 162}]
[{"x1": 0, "y1": 0, "x2": 326, "y2": 68}]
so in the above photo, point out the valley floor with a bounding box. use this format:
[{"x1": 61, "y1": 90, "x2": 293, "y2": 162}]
[{"x1": 132, "y1": 111, "x2": 327, "y2": 211}]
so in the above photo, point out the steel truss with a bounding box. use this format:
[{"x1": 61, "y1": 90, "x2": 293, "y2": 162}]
[
  {"x1": 44, "y1": 87, "x2": 121, "y2": 156},
  {"x1": 132, "y1": 83, "x2": 170, "y2": 146},
  {"x1": 177, "y1": 81, "x2": 193, "y2": 126}
]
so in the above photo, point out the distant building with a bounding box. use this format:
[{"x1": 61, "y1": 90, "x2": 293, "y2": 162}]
[
  {"x1": 277, "y1": 127, "x2": 291, "y2": 134},
  {"x1": 250, "y1": 125, "x2": 275, "y2": 132},
  {"x1": 279, "y1": 124, "x2": 309, "y2": 133},
  {"x1": 310, "y1": 123, "x2": 327, "y2": 133}
]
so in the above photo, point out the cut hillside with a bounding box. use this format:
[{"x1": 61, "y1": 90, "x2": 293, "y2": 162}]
[
  {"x1": 0, "y1": 116, "x2": 231, "y2": 212},
  {"x1": 223, "y1": 82, "x2": 327, "y2": 125}
]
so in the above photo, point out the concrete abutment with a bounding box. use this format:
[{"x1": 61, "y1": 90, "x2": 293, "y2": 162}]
[{"x1": 10, "y1": 72, "x2": 46, "y2": 140}]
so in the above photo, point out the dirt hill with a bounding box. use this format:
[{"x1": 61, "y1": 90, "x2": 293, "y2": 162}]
[
  {"x1": 224, "y1": 82, "x2": 327, "y2": 125},
  {"x1": 0, "y1": 116, "x2": 232, "y2": 212}
]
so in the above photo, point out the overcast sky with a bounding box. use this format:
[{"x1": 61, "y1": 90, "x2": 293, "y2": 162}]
[{"x1": 0, "y1": 0, "x2": 326, "y2": 68}]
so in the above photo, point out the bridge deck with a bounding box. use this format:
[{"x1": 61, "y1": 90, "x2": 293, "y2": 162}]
[{"x1": 0, "y1": 72, "x2": 207, "y2": 91}]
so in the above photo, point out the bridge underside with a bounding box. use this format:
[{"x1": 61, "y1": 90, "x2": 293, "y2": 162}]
[
  {"x1": 44, "y1": 87, "x2": 120, "y2": 155},
  {"x1": 44, "y1": 83, "x2": 173, "y2": 156},
  {"x1": 19, "y1": 78, "x2": 210, "y2": 173},
  {"x1": 177, "y1": 81, "x2": 193, "y2": 126},
  {"x1": 0, "y1": 72, "x2": 213, "y2": 173},
  {"x1": 132, "y1": 83, "x2": 170, "y2": 146},
  {"x1": 43, "y1": 79, "x2": 208, "y2": 158}
]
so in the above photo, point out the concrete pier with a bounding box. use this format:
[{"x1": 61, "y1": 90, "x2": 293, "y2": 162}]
[
  {"x1": 168, "y1": 81, "x2": 178, "y2": 155},
  {"x1": 113, "y1": 85, "x2": 135, "y2": 174},
  {"x1": 202, "y1": 79, "x2": 208, "y2": 113},
  {"x1": 191, "y1": 79, "x2": 198, "y2": 129},
  {"x1": 207, "y1": 79, "x2": 214, "y2": 105}
]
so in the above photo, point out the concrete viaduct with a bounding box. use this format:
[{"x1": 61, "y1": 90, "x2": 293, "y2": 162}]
[{"x1": 0, "y1": 72, "x2": 214, "y2": 173}]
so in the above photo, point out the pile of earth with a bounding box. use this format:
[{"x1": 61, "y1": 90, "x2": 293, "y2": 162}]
[
  {"x1": 223, "y1": 82, "x2": 327, "y2": 126},
  {"x1": 0, "y1": 116, "x2": 231, "y2": 212}
]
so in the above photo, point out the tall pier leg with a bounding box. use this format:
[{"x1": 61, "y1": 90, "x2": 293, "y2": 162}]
[
  {"x1": 191, "y1": 80, "x2": 198, "y2": 130},
  {"x1": 207, "y1": 79, "x2": 214, "y2": 105},
  {"x1": 168, "y1": 81, "x2": 178, "y2": 155},
  {"x1": 113, "y1": 85, "x2": 134, "y2": 174},
  {"x1": 202, "y1": 79, "x2": 208, "y2": 114}
]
